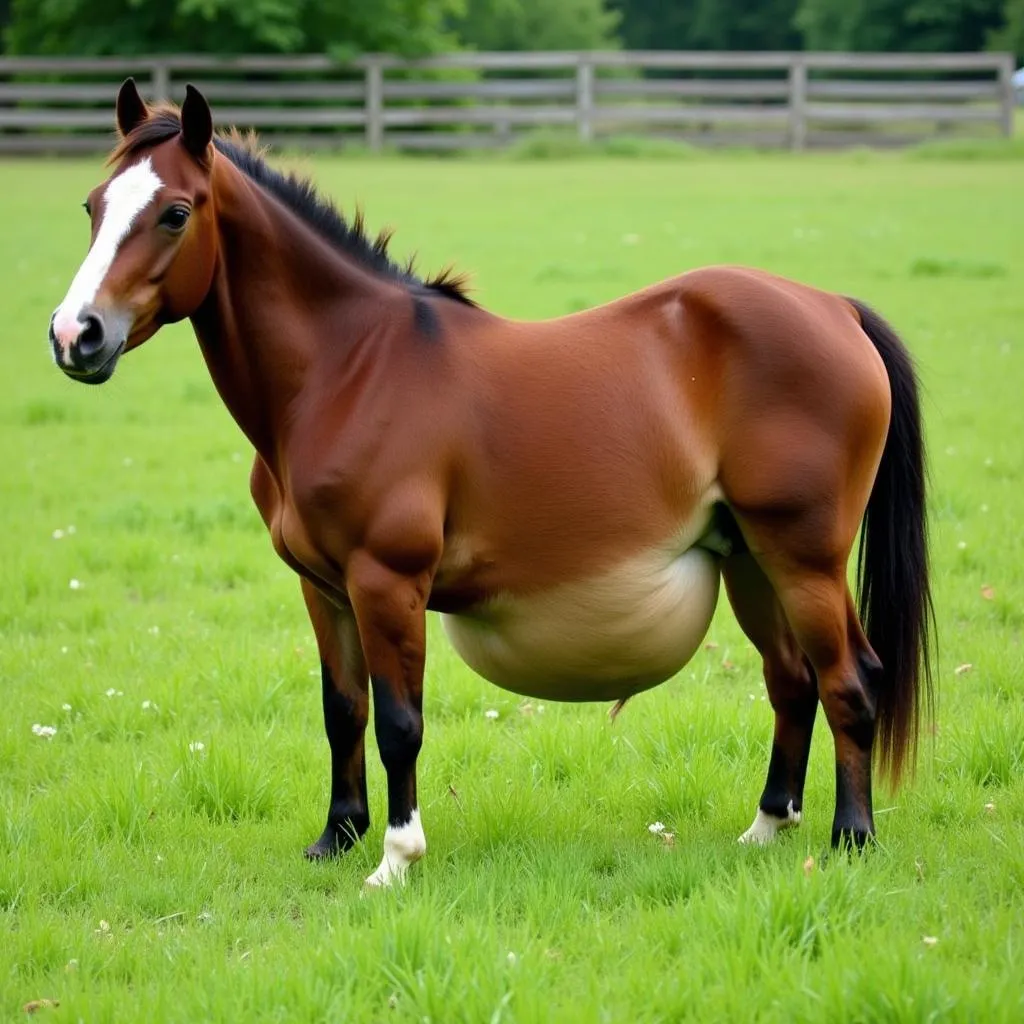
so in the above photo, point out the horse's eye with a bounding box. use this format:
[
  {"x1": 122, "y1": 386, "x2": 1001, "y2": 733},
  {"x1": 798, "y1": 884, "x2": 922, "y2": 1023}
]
[{"x1": 159, "y1": 205, "x2": 190, "y2": 232}]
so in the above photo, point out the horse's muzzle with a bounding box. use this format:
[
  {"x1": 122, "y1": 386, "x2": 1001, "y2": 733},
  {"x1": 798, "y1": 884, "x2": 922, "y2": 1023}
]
[{"x1": 49, "y1": 308, "x2": 126, "y2": 385}]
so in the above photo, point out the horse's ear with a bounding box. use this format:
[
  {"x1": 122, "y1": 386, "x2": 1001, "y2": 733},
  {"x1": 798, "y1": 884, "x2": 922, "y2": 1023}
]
[
  {"x1": 181, "y1": 84, "x2": 213, "y2": 160},
  {"x1": 116, "y1": 77, "x2": 148, "y2": 138}
]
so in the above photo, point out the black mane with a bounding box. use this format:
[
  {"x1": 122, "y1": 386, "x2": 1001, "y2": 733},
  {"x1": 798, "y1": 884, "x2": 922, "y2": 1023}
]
[{"x1": 113, "y1": 107, "x2": 474, "y2": 306}]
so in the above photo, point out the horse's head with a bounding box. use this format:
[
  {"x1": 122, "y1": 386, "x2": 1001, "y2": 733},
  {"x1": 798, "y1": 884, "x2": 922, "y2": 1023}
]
[{"x1": 50, "y1": 79, "x2": 218, "y2": 384}]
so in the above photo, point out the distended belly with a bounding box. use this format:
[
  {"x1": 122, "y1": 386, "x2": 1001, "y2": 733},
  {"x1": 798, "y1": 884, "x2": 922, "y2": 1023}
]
[{"x1": 441, "y1": 546, "x2": 721, "y2": 702}]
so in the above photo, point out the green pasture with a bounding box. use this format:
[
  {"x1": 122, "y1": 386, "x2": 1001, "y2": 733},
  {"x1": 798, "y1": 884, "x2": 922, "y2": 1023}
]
[{"x1": 1, "y1": 149, "x2": 1022, "y2": 1021}]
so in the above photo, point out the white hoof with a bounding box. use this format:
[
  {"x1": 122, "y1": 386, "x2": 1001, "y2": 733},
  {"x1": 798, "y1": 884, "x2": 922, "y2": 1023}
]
[
  {"x1": 363, "y1": 810, "x2": 426, "y2": 888},
  {"x1": 738, "y1": 801, "x2": 802, "y2": 845}
]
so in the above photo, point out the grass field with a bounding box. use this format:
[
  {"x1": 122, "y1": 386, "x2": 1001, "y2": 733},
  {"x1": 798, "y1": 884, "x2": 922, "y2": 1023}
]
[{"x1": 1, "y1": 148, "x2": 1023, "y2": 1022}]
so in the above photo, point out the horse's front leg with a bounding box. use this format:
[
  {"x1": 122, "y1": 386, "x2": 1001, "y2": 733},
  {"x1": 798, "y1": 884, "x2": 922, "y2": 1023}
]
[
  {"x1": 347, "y1": 551, "x2": 430, "y2": 887},
  {"x1": 301, "y1": 578, "x2": 371, "y2": 859}
]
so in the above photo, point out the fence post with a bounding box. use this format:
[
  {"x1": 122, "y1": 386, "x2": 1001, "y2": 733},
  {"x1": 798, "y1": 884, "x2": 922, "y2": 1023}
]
[
  {"x1": 151, "y1": 61, "x2": 170, "y2": 104},
  {"x1": 788, "y1": 55, "x2": 807, "y2": 151},
  {"x1": 576, "y1": 53, "x2": 594, "y2": 144},
  {"x1": 365, "y1": 58, "x2": 383, "y2": 152},
  {"x1": 997, "y1": 53, "x2": 1016, "y2": 138}
]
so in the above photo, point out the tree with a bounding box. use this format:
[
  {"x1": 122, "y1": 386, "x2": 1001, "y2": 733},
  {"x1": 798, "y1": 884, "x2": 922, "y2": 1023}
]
[
  {"x1": 795, "y1": 0, "x2": 1006, "y2": 53},
  {"x1": 988, "y1": 0, "x2": 1024, "y2": 59},
  {"x1": 609, "y1": 0, "x2": 800, "y2": 51},
  {"x1": 4, "y1": 0, "x2": 463, "y2": 56},
  {"x1": 450, "y1": 0, "x2": 620, "y2": 52},
  {"x1": 608, "y1": 0, "x2": 694, "y2": 50},
  {"x1": 688, "y1": 0, "x2": 801, "y2": 51}
]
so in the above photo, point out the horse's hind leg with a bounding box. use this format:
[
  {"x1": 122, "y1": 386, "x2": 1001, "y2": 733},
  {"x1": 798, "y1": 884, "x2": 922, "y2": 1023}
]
[
  {"x1": 723, "y1": 552, "x2": 818, "y2": 844},
  {"x1": 728, "y1": 509, "x2": 880, "y2": 848}
]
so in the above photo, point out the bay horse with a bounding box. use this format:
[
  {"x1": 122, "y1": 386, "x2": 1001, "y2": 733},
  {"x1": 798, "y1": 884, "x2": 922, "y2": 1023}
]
[{"x1": 49, "y1": 80, "x2": 933, "y2": 887}]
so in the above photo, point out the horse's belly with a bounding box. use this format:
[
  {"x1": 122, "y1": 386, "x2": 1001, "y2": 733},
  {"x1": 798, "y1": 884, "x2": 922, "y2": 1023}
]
[{"x1": 441, "y1": 547, "x2": 720, "y2": 701}]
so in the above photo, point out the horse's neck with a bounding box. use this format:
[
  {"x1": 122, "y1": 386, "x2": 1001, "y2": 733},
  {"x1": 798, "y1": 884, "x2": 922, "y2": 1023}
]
[{"x1": 190, "y1": 158, "x2": 387, "y2": 465}]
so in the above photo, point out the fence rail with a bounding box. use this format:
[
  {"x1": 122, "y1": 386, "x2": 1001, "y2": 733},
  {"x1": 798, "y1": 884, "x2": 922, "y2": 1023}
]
[{"x1": 0, "y1": 50, "x2": 1015, "y2": 154}]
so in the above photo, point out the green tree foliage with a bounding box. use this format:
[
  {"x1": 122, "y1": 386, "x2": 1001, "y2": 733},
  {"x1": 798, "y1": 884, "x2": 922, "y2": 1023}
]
[
  {"x1": 5, "y1": 0, "x2": 463, "y2": 56},
  {"x1": 5, "y1": 0, "x2": 1019, "y2": 57},
  {"x1": 988, "y1": 0, "x2": 1024, "y2": 58},
  {"x1": 450, "y1": 0, "x2": 620, "y2": 52},
  {"x1": 607, "y1": 0, "x2": 693, "y2": 50},
  {"x1": 609, "y1": 0, "x2": 800, "y2": 51},
  {"x1": 795, "y1": 0, "x2": 1006, "y2": 53},
  {"x1": 686, "y1": 0, "x2": 801, "y2": 50}
]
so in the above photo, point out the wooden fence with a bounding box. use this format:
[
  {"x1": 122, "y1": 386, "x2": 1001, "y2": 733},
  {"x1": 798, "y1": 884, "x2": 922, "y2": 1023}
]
[{"x1": 0, "y1": 51, "x2": 1016, "y2": 154}]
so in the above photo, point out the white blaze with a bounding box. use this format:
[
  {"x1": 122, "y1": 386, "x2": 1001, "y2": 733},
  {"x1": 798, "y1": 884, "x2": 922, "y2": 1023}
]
[
  {"x1": 52, "y1": 157, "x2": 163, "y2": 346},
  {"x1": 364, "y1": 810, "x2": 426, "y2": 888}
]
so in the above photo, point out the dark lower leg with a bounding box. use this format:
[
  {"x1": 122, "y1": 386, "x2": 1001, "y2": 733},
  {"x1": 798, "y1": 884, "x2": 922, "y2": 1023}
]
[
  {"x1": 372, "y1": 674, "x2": 423, "y2": 827},
  {"x1": 306, "y1": 662, "x2": 370, "y2": 859},
  {"x1": 723, "y1": 553, "x2": 818, "y2": 837},
  {"x1": 828, "y1": 649, "x2": 882, "y2": 848},
  {"x1": 759, "y1": 684, "x2": 818, "y2": 820},
  {"x1": 364, "y1": 674, "x2": 425, "y2": 886},
  {"x1": 346, "y1": 559, "x2": 431, "y2": 886}
]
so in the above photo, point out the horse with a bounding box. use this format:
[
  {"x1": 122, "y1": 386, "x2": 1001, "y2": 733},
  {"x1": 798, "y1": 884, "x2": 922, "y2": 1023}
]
[{"x1": 49, "y1": 79, "x2": 933, "y2": 887}]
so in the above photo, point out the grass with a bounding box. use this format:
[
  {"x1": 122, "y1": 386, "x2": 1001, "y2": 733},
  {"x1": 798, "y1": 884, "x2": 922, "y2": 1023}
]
[{"x1": 1, "y1": 150, "x2": 1023, "y2": 1021}]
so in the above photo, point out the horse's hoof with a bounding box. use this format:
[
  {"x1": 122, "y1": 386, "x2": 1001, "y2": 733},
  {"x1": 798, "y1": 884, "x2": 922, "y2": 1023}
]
[
  {"x1": 304, "y1": 828, "x2": 344, "y2": 860},
  {"x1": 304, "y1": 839, "x2": 339, "y2": 860},
  {"x1": 737, "y1": 802, "x2": 802, "y2": 845},
  {"x1": 830, "y1": 826, "x2": 875, "y2": 851}
]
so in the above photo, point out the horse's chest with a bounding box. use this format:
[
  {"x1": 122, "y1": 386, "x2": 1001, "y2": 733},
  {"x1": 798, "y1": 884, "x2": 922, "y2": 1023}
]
[{"x1": 441, "y1": 547, "x2": 720, "y2": 701}]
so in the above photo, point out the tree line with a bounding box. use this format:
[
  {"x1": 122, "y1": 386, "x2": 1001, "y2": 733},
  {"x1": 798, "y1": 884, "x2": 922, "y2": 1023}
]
[{"x1": 3, "y1": 0, "x2": 1021, "y2": 60}]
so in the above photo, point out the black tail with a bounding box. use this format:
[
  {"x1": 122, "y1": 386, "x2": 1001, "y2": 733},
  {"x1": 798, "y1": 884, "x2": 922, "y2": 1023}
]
[{"x1": 848, "y1": 298, "x2": 935, "y2": 786}]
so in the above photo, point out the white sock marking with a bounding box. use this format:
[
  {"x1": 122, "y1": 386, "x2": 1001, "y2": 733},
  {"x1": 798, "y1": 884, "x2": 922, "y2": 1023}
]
[
  {"x1": 364, "y1": 810, "x2": 426, "y2": 888},
  {"x1": 738, "y1": 800, "x2": 802, "y2": 845},
  {"x1": 53, "y1": 157, "x2": 163, "y2": 349}
]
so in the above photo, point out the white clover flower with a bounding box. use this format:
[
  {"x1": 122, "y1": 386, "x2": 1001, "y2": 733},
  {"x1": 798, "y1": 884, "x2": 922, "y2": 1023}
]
[
  {"x1": 62, "y1": 703, "x2": 72, "y2": 712},
  {"x1": 52, "y1": 529, "x2": 65, "y2": 540},
  {"x1": 484, "y1": 709, "x2": 499, "y2": 720},
  {"x1": 32, "y1": 723, "x2": 57, "y2": 739},
  {"x1": 69, "y1": 579, "x2": 82, "y2": 590},
  {"x1": 188, "y1": 741, "x2": 205, "y2": 754},
  {"x1": 648, "y1": 821, "x2": 666, "y2": 834}
]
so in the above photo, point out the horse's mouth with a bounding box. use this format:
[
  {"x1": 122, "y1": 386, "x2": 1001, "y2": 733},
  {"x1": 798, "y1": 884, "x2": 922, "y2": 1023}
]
[{"x1": 61, "y1": 340, "x2": 125, "y2": 385}]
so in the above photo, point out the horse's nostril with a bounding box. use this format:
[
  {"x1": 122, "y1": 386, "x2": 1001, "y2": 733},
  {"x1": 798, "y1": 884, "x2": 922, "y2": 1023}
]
[{"x1": 78, "y1": 314, "x2": 105, "y2": 356}]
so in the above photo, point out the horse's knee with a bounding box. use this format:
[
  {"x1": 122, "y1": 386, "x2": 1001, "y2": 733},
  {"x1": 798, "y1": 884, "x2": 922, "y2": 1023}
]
[
  {"x1": 821, "y1": 659, "x2": 879, "y2": 750},
  {"x1": 371, "y1": 676, "x2": 423, "y2": 769},
  {"x1": 322, "y1": 665, "x2": 369, "y2": 742},
  {"x1": 763, "y1": 653, "x2": 815, "y2": 714}
]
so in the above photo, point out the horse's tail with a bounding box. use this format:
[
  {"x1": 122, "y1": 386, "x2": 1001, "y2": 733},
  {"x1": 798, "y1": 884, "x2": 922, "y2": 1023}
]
[{"x1": 847, "y1": 297, "x2": 935, "y2": 786}]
